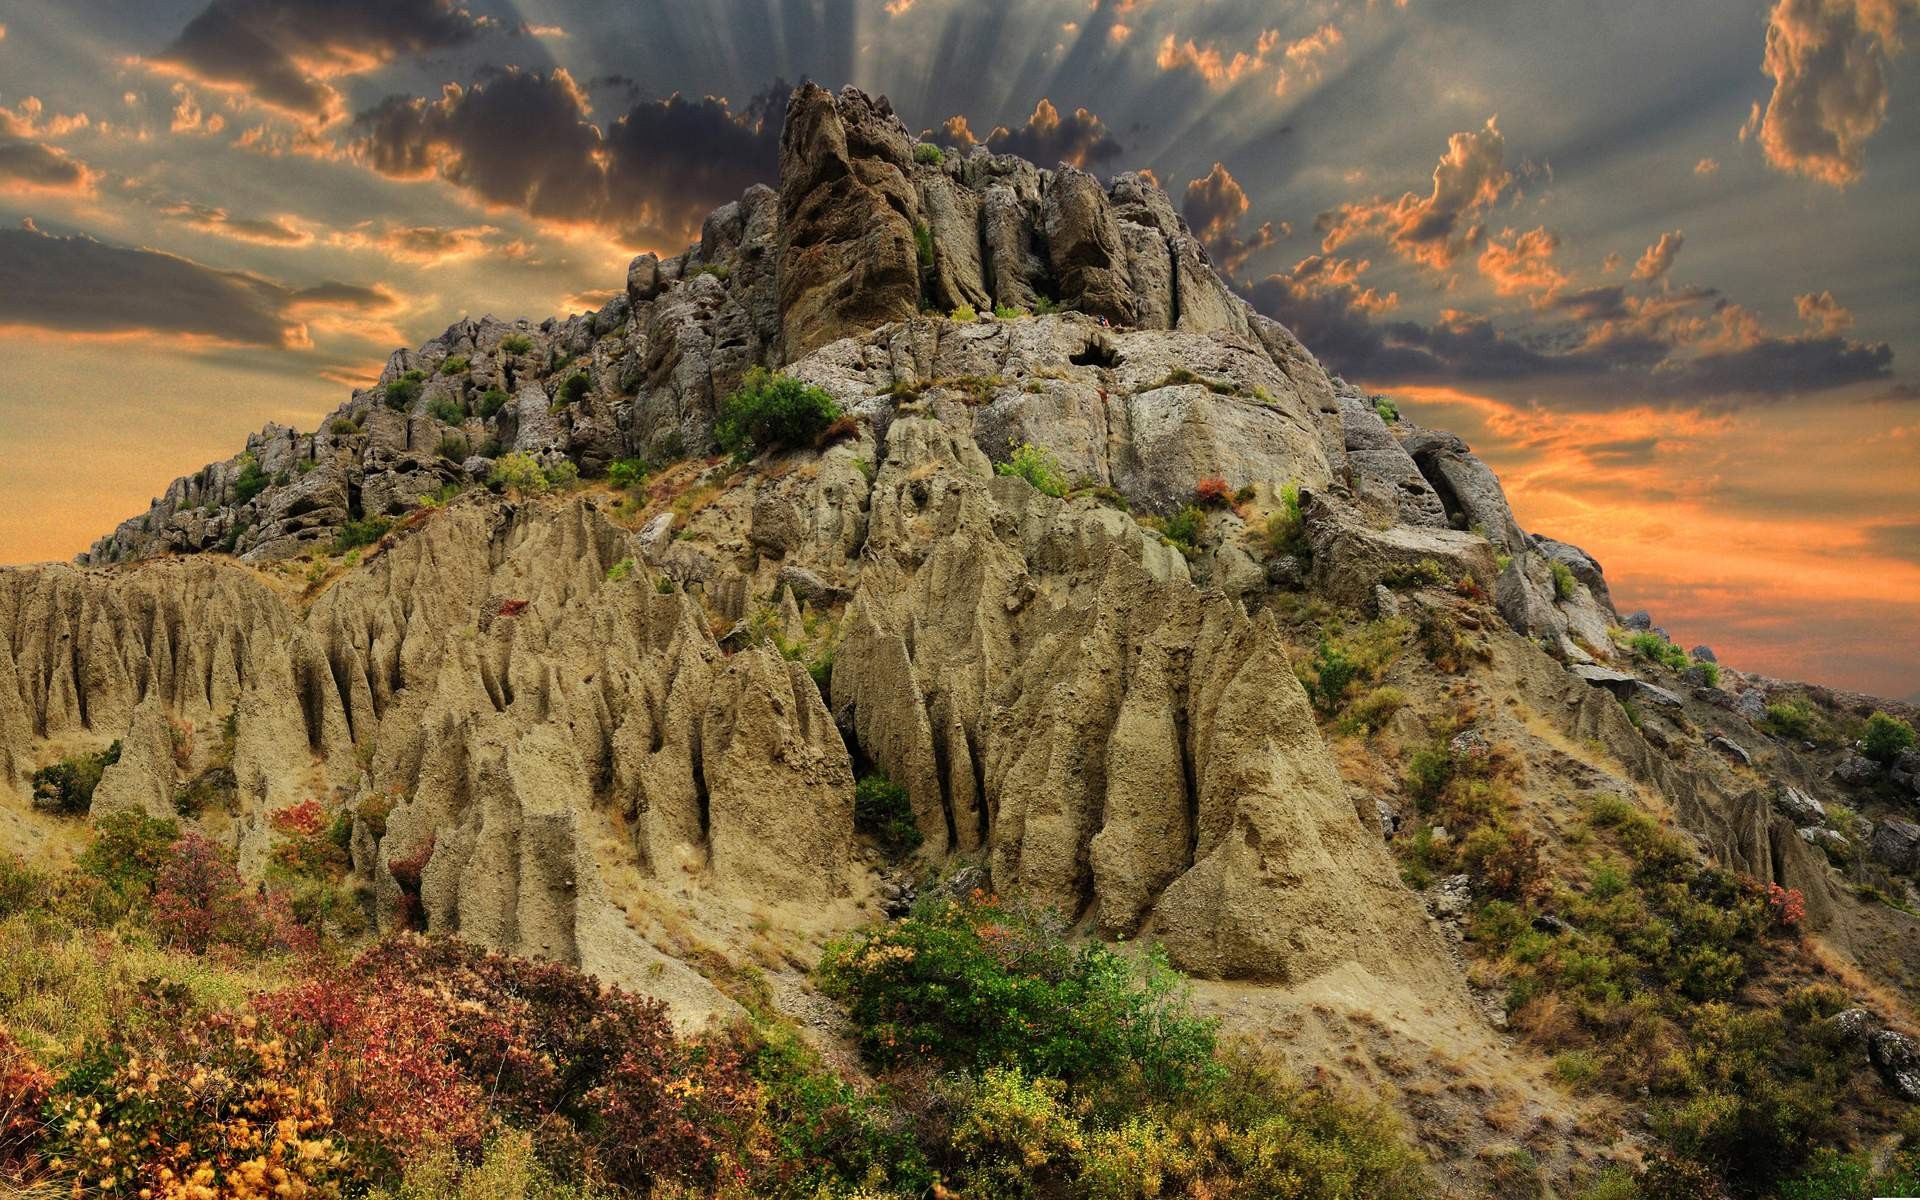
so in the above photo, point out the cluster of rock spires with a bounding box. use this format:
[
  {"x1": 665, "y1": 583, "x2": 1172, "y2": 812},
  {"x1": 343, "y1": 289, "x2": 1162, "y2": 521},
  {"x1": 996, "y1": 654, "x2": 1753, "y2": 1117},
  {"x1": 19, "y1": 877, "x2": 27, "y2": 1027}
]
[{"x1": 11, "y1": 85, "x2": 1916, "y2": 1033}]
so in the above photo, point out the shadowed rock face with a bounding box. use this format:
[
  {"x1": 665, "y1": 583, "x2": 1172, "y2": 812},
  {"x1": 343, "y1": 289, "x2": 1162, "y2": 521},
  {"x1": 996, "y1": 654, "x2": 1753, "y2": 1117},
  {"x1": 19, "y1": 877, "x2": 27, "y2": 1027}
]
[{"x1": 24, "y1": 82, "x2": 1632, "y2": 1008}]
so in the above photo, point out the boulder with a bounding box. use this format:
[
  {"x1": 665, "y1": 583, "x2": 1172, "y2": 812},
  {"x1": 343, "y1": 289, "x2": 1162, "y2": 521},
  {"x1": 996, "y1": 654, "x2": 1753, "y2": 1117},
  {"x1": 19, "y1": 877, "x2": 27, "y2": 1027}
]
[
  {"x1": 1691, "y1": 644, "x2": 1718, "y2": 663},
  {"x1": 1834, "y1": 752, "x2": 1881, "y2": 787},
  {"x1": 1304, "y1": 494, "x2": 1498, "y2": 606},
  {"x1": 1870, "y1": 819, "x2": 1920, "y2": 873},
  {"x1": 1870, "y1": 1030, "x2": 1920, "y2": 1101},
  {"x1": 1709, "y1": 736, "x2": 1753, "y2": 766},
  {"x1": 1771, "y1": 784, "x2": 1825, "y2": 825},
  {"x1": 1400, "y1": 425, "x2": 1528, "y2": 551},
  {"x1": 1624, "y1": 611, "x2": 1653, "y2": 631}
]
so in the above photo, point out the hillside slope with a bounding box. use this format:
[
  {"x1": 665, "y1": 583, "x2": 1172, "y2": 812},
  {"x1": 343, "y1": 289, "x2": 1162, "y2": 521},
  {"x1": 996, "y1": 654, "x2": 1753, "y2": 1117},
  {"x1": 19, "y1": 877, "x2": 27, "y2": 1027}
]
[{"x1": 6, "y1": 83, "x2": 1920, "y2": 1196}]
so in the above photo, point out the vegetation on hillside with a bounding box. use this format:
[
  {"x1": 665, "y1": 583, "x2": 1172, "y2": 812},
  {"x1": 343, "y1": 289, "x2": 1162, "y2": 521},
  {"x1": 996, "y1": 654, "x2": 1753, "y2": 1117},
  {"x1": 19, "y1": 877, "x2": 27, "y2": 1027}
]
[{"x1": 0, "y1": 815, "x2": 1433, "y2": 1200}]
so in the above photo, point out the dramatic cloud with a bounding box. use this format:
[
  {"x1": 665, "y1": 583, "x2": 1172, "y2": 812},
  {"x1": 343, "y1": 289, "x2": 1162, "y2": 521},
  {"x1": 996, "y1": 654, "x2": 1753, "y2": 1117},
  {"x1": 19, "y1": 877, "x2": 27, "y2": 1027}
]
[
  {"x1": 151, "y1": 0, "x2": 496, "y2": 124},
  {"x1": 1694, "y1": 157, "x2": 1721, "y2": 175},
  {"x1": 0, "y1": 222, "x2": 381, "y2": 348},
  {"x1": 1477, "y1": 226, "x2": 1567, "y2": 297},
  {"x1": 351, "y1": 70, "x2": 786, "y2": 247},
  {"x1": 1275, "y1": 23, "x2": 1346, "y2": 95},
  {"x1": 328, "y1": 221, "x2": 526, "y2": 265},
  {"x1": 1153, "y1": 21, "x2": 1346, "y2": 95},
  {"x1": 1317, "y1": 118, "x2": 1512, "y2": 271},
  {"x1": 1182, "y1": 162, "x2": 1281, "y2": 273},
  {"x1": 1632, "y1": 230, "x2": 1684, "y2": 281},
  {"x1": 1745, "y1": 0, "x2": 1918, "y2": 185},
  {"x1": 1244, "y1": 261, "x2": 1894, "y2": 402},
  {"x1": 939, "y1": 99, "x2": 1122, "y2": 168},
  {"x1": 1796, "y1": 289, "x2": 1855, "y2": 332},
  {"x1": 0, "y1": 97, "x2": 92, "y2": 139},
  {"x1": 1156, "y1": 30, "x2": 1279, "y2": 87},
  {"x1": 162, "y1": 201, "x2": 311, "y2": 245},
  {"x1": 0, "y1": 140, "x2": 97, "y2": 195}
]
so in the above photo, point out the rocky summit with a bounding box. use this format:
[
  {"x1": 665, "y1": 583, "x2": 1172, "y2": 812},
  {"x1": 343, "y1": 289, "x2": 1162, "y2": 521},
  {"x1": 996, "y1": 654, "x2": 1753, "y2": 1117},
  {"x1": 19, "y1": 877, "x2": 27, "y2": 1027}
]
[{"x1": 7, "y1": 84, "x2": 1920, "y2": 1197}]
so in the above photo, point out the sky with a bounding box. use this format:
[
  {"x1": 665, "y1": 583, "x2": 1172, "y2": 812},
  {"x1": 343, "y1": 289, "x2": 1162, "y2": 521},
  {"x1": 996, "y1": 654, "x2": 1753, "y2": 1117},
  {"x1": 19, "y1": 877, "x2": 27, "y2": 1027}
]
[{"x1": 0, "y1": 0, "x2": 1916, "y2": 700}]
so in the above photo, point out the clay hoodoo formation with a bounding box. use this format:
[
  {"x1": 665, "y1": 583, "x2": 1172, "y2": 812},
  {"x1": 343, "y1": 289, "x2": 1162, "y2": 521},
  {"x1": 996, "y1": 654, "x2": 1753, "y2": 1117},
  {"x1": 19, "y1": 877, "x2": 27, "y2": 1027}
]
[{"x1": 11, "y1": 86, "x2": 1920, "y2": 1160}]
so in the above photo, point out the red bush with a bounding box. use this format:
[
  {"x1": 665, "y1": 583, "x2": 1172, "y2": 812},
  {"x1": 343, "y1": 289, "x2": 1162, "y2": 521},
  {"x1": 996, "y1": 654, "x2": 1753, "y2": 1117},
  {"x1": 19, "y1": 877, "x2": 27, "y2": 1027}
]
[
  {"x1": 387, "y1": 837, "x2": 434, "y2": 930},
  {"x1": 151, "y1": 832, "x2": 312, "y2": 956},
  {"x1": 258, "y1": 971, "x2": 487, "y2": 1179},
  {"x1": 1193, "y1": 477, "x2": 1232, "y2": 506},
  {"x1": 0, "y1": 1027, "x2": 50, "y2": 1180},
  {"x1": 587, "y1": 1034, "x2": 765, "y2": 1192},
  {"x1": 269, "y1": 798, "x2": 348, "y2": 882},
  {"x1": 1765, "y1": 883, "x2": 1806, "y2": 928}
]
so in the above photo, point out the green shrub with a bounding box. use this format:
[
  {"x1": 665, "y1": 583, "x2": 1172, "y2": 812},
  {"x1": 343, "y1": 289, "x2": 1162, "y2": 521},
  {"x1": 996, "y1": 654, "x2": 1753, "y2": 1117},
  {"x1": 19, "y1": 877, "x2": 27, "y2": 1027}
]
[
  {"x1": 996, "y1": 442, "x2": 1068, "y2": 498},
  {"x1": 1339, "y1": 686, "x2": 1407, "y2": 735},
  {"x1": 913, "y1": 222, "x2": 934, "y2": 269},
  {"x1": 1764, "y1": 697, "x2": 1818, "y2": 740},
  {"x1": 383, "y1": 369, "x2": 427, "y2": 411},
  {"x1": 559, "y1": 372, "x2": 591, "y2": 407},
  {"x1": 231, "y1": 452, "x2": 270, "y2": 505},
  {"x1": 478, "y1": 387, "x2": 510, "y2": 419},
  {"x1": 329, "y1": 517, "x2": 391, "y2": 555},
  {"x1": 31, "y1": 742, "x2": 122, "y2": 816},
  {"x1": 438, "y1": 356, "x2": 469, "y2": 375},
  {"x1": 607, "y1": 457, "x2": 647, "y2": 489},
  {"x1": 853, "y1": 773, "x2": 921, "y2": 855},
  {"x1": 427, "y1": 395, "x2": 465, "y2": 424},
  {"x1": 745, "y1": 1020, "x2": 931, "y2": 1196},
  {"x1": 1076, "y1": 1047, "x2": 1427, "y2": 1200},
  {"x1": 1383, "y1": 557, "x2": 1450, "y2": 589},
  {"x1": 489, "y1": 452, "x2": 551, "y2": 497},
  {"x1": 1303, "y1": 638, "x2": 1357, "y2": 716},
  {"x1": 1627, "y1": 630, "x2": 1689, "y2": 671},
  {"x1": 1550, "y1": 559, "x2": 1577, "y2": 600},
  {"x1": 1150, "y1": 505, "x2": 1206, "y2": 558},
  {"x1": 1697, "y1": 660, "x2": 1721, "y2": 687},
  {"x1": 716, "y1": 368, "x2": 843, "y2": 458},
  {"x1": 913, "y1": 141, "x2": 944, "y2": 166},
  {"x1": 75, "y1": 810, "x2": 179, "y2": 912},
  {"x1": 1032, "y1": 296, "x2": 1059, "y2": 316},
  {"x1": 434, "y1": 434, "x2": 467, "y2": 461},
  {"x1": 499, "y1": 334, "x2": 533, "y2": 355},
  {"x1": 1265, "y1": 482, "x2": 1305, "y2": 557},
  {"x1": 605, "y1": 557, "x2": 635, "y2": 582},
  {"x1": 819, "y1": 893, "x2": 1220, "y2": 1107},
  {"x1": 992, "y1": 303, "x2": 1028, "y2": 319},
  {"x1": 1862, "y1": 711, "x2": 1916, "y2": 763},
  {"x1": 330, "y1": 417, "x2": 360, "y2": 436},
  {"x1": 1374, "y1": 396, "x2": 1399, "y2": 423},
  {"x1": 950, "y1": 303, "x2": 978, "y2": 323},
  {"x1": 948, "y1": 1068, "x2": 1083, "y2": 1198}
]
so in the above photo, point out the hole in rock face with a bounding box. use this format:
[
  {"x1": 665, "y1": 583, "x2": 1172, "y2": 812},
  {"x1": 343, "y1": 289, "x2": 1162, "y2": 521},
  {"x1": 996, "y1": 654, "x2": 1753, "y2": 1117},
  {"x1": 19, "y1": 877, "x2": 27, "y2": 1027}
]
[{"x1": 1070, "y1": 338, "x2": 1121, "y2": 369}]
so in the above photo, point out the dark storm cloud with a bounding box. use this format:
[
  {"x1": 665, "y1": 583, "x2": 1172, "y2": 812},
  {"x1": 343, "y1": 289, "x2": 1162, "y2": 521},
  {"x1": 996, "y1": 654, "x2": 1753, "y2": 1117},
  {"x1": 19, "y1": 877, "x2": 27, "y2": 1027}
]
[
  {"x1": 350, "y1": 70, "x2": 786, "y2": 247},
  {"x1": 1181, "y1": 162, "x2": 1282, "y2": 274},
  {"x1": 937, "y1": 99, "x2": 1124, "y2": 169},
  {"x1": 154, "y1": 0, "x2": 496, "y2": 121},
  {"x1": 0, "y1": 139, "x2": 95, "y2": 193},
  {"x1": 1243, "y1": 266, "x2": 1894, "y2": 401},
  {"x1": 0, "y1": 222, "x2": 380, "y2": 348}
]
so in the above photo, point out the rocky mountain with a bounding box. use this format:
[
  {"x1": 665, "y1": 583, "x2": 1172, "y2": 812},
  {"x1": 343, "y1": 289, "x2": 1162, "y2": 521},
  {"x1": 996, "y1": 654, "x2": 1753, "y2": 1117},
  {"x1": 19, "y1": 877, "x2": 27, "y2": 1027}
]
[{"x1": 8, "y1": 83, "x2": 1920, "y2": 1194}]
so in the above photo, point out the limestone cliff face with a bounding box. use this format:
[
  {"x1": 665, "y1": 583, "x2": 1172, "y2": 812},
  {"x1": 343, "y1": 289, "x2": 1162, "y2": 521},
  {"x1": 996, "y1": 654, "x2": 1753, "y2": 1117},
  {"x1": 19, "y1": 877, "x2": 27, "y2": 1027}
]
[{"x1": 15, "y1": 83, "x2": 1635, "y2": 1009}]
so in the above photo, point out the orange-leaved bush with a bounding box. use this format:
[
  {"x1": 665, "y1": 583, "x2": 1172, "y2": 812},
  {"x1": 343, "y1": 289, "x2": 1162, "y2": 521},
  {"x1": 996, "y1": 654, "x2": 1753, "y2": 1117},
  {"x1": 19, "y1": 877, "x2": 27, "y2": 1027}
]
[
  {"x1": 47, "y1": 1010, "x2": 343, "y2": 1200},
  {"x1": 0, "y1": 1027, "x2": 51, "y2": 1181}
]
